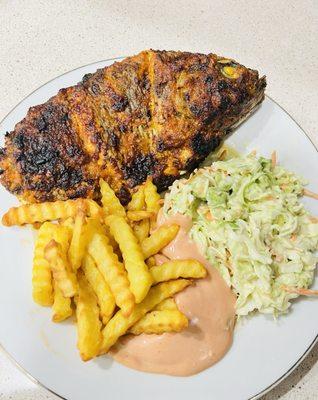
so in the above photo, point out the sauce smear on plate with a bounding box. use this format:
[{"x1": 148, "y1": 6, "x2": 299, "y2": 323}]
[{"x1": 111, "y1": 212, "x2": 236, "y2": 376}]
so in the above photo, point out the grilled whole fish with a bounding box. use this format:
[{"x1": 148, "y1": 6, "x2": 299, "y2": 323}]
[{"x1": 0, "y1": 50, "x2": 266, "y2": 204}]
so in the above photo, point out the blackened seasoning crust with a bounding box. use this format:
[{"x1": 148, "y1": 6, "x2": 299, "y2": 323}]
[
  {"x1": 0, "y1": 50, "x2": 266, "y2": 204},
  {"x1": 123, "y1": 154, "x2": 155, "y2": 187},
  {"x1": 191, "y1": 133, "x2": 221, "y2": 157}
]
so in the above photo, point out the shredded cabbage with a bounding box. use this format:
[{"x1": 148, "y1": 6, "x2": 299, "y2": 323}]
[{"x1": 163, "y1": 153, "x2": 318, "y2": 316}]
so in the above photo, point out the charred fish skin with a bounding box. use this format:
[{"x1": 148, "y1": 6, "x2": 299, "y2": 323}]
[{"x1": 0, "y1": 50, "x2": 266, "y2": 204}]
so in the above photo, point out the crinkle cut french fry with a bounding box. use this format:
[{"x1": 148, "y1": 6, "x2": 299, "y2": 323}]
[
  {"x1": 76, "y1": 272, "x2": 102, "y2": 361},
  {"x1": 146, "y1": 256, "x2": 156, "y2": 268},
  {"x1": 82, "y1": 254, "x2": 116, "y2": 325},
  {"x1": 105, "y1": 228, "x2": 120, "y2": 254},
  {"x1": 100, "y1": 279, "x2": 191, "y2": 353},
  {"x1": 99, "y1": 179, "x2": 126, "y2": 217},
  {"x1": 87, "y1": 233, "x2": 134, "y2": 317},
  {"x1": 129, "y1": 310, "x2": 188, "y2": 335},
  {"x1": 127, "y1": 186, "x2": 145, "y2": 211},
  {"x1": 150, "y1": 260, "x2": 207, "y2": 284},
  {"x1": 144, "y1": 178, "x2": 161, "y2": 228},
  {"x1": 2, "y1": 199, "x2": 101, "y2": 226},
  {"x1": 85, "y1": 218, "x2": 105, "y2": 237},
  {"x1": 44, "y1": 240, "x2": 77, "y2": 297},
  {"x1": 68, "y1": 211, "x2": 87, "y2": 271},
  {"x1": 32, "y1": 222, "x2": 56, "y2": 306},
  {"x1": 154, "y1": 298, "x2": 178, "y2": 311},
  {"x1": 86, "y1": 218, "x2": 120, "y2": 256},
  {"x1": 141, "y1": 224, "x2": 180, "y2": 259},
  {"x1": 127, "y1": 210, "x2": 154, "y2": 222},
  {"x1": 52, "y1": 281, "x2": 73, "y2": 322},
  {"x1": 144, "y1": 178, "x2": 161, "y2": 214},
  {"x1": 32, "y1": 222, "x2": 71, "y2": 306},
  {"x1": 53, "y1": 224, "x2": 72, "y2": 253},
  {"x1": 106, "y1": 215, "x2": 153, "y2": 303},
  {"x1": 85, "y1": 199, "x2": 103, "y2": 217},
  {"x1": 61, "y1": 217, "x2": 74, "y2": 230},
  {"x1": 133, "y1": 219, "x2": 150, "y2": 243},
  {"x1": 127, "y1": 186, "x2": 149, "y2": 243}
]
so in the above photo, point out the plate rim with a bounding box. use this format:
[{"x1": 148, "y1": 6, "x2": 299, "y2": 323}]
[{"x1": 0, "y1": 57, "x2": 317, "y2": 400}]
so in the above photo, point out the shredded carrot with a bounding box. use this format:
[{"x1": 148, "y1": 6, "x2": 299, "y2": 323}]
[
  {"x1": 158, "y1": 199, "x2": 164, "y2": 205},
  {"x1": 280, "y1": 184, "x2": 288, "y2": 191},
  {"x1": 290, "y1": 233, "x2": 297, "y2": 242},
  {"x1": 250, "y1": 149, "x2": 257, "y2": 156},
  {"x1": 271, "y1": 151, "x2": 277, "y2": 168},
  {"x1": 303, "y1": 189, "x2": 318, "y2": 200},
  {"x1": 282, "y1": 285, "x2": 318, "y2": 296},
  {"x1": 275, "y1": 254, "x2": 283, "y2": 262},
  {"x1": 205, "y1": 211, "x2": 213, "y2": 221}
]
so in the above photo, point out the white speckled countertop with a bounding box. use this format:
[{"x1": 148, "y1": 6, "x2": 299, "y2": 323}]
[{"x1": 0, "y1": 1, "x2": 317, "y2": 399}]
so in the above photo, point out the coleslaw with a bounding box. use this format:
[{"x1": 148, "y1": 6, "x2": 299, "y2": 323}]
[{"x1": 163, "y1": 151, "x2": 318, "y2": 316}]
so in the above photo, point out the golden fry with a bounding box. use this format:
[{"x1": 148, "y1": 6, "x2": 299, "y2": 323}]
[
  {"x1": 2, "y1": 198, "x2": 101, "y2": 226},
  {"x1": 53, "y1": 224, "x2": 72, "y2": 253},
  {"x1": 127, "y1": 210, "x2": 154, "y2": 222},
  {"x1": 129, "y1": 310, "x2": 188, "y2": 335},
  {"x1": 86, "y1": 218, "x2": 120, "y2": 256},
  {"x1": 154, "y1": 298, "x2": 178, "y2": 311},
  {"x1": 44, "y1": 240, "x2": 77, "y2": 297},
  {"x1": 106, "y1": 215, "x2": 153, "y2": 303},
  {"x1": 127, "y1": 186, "x2": 149, "y2": 244},
  {"x1": 141, "y1": 224, "x2": 180, "y2": 259},
  {"x1": 133, "y1": 219, "x2": 150, "y2": 243},
  {"x1": 32, "y1": 222, "x2": 71, "y2": 306},
  {"x1": 85, "y1": 199, "x2": 102, "y2": 217},
  {"x1": 82, "y1": 254, "x2": 116, "y2": 325},
  {"x1": 144, "y1": 178, "x2": 161, "y2": 228},
  {"x1": 104, "y1": 225, "x2": 120, "y2": 253},
  {"x1": 87, "y1": 232, "x2": 135, "y2": 316},
  {"x1": 68, "y1": 211, "x2": 87, "y2": 271},
  {"x1": 32, "y1": 222, "x2": 56, "y2": 306},
  {"x1": 61, "y1": 217, "x2": 74, "y2": 229},
  {"x1": 99, "y1": 179, "x2": 125, "y2": 217},
  {"x1": 52, "y1": 281, "x2": 73, "y2": 322},
  {"x1": 127, "y1": 186, "x2": 145, "y2": 211},
  {"x1": 146, "y1": 256, "x2": 156, "y2": 268},
  {"x1": 144, "y1": 178, "x2": 161, "y2": 214},
  {"x1": 76, "y1": 272, "x2": 102, "y2": 361},
  {"x1": 100, "y1": 279, "x2": 191, "y2": 353},
  {"x1": 85, "y1": 218, "x2": 105, "y2": 237},
  {"x1": 150, "y1": 259, "x2": 206, "y2": 284}
]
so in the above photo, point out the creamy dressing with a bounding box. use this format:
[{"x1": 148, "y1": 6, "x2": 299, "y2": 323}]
[{"x1": 111, "y1": 212, "x2": 236, "y2": 376}]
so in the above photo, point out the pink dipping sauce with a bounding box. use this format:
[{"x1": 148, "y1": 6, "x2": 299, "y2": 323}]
[{"x1": 111, "y1": 211, "x2": 236, "y2": 376}]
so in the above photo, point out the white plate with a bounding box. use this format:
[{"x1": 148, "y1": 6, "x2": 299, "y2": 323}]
[{"x1": 0, "y1": 58, "x2": 317, "y2": 400}]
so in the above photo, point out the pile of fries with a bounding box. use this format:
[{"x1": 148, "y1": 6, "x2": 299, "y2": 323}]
[{"x1": 2, "y1": 179, "x2": 206, "y2": 361}]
